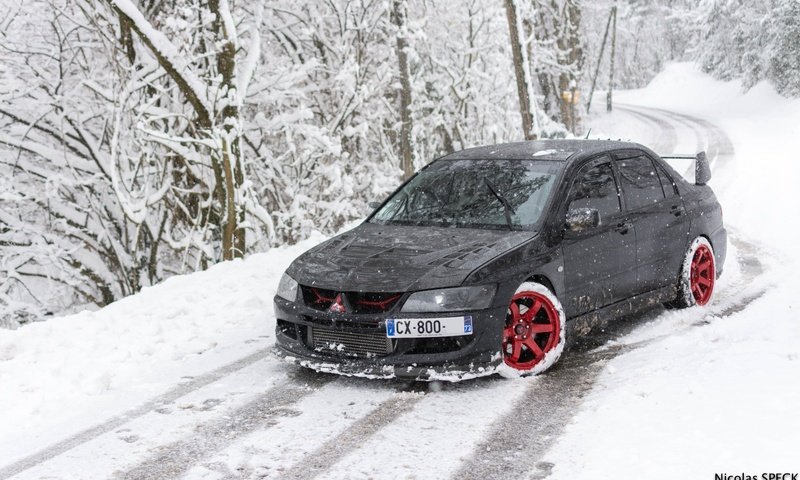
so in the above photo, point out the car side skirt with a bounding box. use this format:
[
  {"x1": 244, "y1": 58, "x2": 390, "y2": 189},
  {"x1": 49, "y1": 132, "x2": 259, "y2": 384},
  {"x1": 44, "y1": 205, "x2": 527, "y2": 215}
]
[{"x1": 567, "y1": 284, "x2": 676, "y2": 335}]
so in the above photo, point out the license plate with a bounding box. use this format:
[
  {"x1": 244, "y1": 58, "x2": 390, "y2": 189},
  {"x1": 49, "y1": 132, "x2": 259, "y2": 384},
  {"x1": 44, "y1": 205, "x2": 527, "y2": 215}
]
[{"x1": 385, "y1": 316, "x2": 473, "y2": 338}]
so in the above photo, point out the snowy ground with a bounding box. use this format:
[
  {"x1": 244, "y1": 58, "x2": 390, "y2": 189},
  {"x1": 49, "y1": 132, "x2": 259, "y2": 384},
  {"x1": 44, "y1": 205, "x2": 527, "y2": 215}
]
[{"x1": 1, "y1": 63, "x2": 799, "y2": 479}]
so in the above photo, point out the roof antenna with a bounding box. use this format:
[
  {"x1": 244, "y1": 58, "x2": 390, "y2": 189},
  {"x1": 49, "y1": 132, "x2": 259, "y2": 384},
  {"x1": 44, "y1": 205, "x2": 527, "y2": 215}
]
[{"x1": 584, "y1": 128, "x2": 592, "y2": 139}]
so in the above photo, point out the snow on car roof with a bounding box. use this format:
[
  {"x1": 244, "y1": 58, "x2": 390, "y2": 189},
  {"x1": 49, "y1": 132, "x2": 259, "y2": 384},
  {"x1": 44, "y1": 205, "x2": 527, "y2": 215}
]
[{"x1": 441, "y1": 139, "x2": 645, "y2": 163}]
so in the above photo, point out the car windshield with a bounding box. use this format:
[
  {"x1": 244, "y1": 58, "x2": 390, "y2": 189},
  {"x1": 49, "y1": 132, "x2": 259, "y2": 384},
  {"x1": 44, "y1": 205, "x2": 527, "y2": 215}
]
[{"x1": 370, "y1": 159, "x2": 561, "y2": 229}]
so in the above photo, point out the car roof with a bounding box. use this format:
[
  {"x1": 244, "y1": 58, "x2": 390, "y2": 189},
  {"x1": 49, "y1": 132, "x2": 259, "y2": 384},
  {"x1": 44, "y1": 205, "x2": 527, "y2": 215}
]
[{"x1": 439, "y1": 139, "x2": 649, "y2": 163}]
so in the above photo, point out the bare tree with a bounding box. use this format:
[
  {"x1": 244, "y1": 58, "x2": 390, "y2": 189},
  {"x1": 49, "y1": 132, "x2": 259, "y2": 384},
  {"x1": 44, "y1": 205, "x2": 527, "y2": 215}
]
[
  {"x1": 0, "y1": 0, "x2": 271, "y2": 324},
  {"x1": 108, "y1": 0, "x2": 254, "y2": 260}
]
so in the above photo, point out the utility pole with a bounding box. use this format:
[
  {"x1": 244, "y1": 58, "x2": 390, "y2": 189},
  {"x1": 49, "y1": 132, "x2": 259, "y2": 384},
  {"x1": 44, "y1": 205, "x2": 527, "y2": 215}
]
[
  {"x1": 586, "y1": 5, "x2": 617, "y2": 113},
  {"x1": 607, "y1": 5, "x2": 617, "y2": 112}
]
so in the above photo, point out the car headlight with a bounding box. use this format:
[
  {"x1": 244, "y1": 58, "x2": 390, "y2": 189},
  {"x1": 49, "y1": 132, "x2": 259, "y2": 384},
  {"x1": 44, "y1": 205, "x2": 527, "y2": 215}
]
[
  {"x1": 276, "y1": 273, "x2": 299, "y2": 302},
  {"x1": 401, "y1": 285, "x2": 496, "y2": 313}
]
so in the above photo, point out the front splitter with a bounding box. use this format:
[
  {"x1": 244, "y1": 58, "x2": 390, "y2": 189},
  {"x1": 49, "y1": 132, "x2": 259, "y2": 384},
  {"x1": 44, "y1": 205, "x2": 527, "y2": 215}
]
[{"x1": 273, "y1": 345, "x2": 503, "y2": 382}]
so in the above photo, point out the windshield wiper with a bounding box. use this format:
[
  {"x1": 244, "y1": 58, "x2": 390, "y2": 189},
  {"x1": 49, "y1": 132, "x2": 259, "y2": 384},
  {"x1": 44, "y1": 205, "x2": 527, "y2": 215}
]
[{"x1": 484, "y1": 178, "x2": 516, "y2": 231}]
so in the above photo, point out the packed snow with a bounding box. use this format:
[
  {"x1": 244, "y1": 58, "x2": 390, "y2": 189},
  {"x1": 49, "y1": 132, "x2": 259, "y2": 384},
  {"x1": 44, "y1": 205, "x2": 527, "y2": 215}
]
[{"x1": 0, "y1": 232, "x2": 326, "y2": 467}]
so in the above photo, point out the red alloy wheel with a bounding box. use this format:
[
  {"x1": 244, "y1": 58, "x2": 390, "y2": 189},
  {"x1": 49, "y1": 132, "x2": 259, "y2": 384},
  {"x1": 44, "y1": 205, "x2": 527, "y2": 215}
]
[
  {"x1": 690, "y1": 244, "x2": 715, "y2": 306},
  {"x1": 502, "y1": 290, "x2": 561, "y2": 370}
]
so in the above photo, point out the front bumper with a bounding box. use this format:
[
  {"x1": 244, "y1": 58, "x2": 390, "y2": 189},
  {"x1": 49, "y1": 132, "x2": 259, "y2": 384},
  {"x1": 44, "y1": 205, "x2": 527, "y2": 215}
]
[{"x1": 273, "y1": 297, "x2": 505, "y2": 381}]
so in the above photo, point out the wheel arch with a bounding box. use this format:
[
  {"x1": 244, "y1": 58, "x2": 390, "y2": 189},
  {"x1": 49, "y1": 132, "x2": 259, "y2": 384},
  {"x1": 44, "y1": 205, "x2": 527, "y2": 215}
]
[
  {"x1": 674, "y1": 232, "x2": 713, "y2": 278},
  {"x1": 702, "y1": 233, "x2": 714, "y2": 248},
  {"x1": 524, "y1": 274, "x2": 556, "y2": 296},
  {"x1": 683, "y1": 231, "x2": 712, "y2": 252}
]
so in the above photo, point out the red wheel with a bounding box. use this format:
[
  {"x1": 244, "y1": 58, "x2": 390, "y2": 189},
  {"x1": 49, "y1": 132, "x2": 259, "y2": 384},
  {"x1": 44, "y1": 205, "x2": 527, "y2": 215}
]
[
  {"x1": 670, "y1": 236, "x2": 717, "y2": 308},
  {"x1": 690, "y1": 243, "x2": 715, "y2": 306},
  {"x1": 501, "y1": 282, "x2": 565, "y2": 375}
]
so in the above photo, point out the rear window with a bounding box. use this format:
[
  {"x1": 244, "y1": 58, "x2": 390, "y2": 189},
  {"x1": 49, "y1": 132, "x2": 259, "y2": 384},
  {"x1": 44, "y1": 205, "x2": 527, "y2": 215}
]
[
  {"x1": 617, "y1": 156, "x2": 665, "y2": 210},
  {"x1": 655, "y1": 161, "x2": 678, "y2": 197}
]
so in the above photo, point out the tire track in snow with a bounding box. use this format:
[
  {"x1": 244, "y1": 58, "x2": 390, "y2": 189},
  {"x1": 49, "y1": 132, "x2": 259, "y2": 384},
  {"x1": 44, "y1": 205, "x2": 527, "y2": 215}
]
[
  {"x1": 623, "y1": 104, "x2": 735, "y2": 158},
  {"x1": 176, "y1": 379, "x2": 413, "y2": 479},
  {"x1": 453, "y1": 106, "x2": 761, "y2": 480},
  {"x1": 275, "y1": 387, "x2": 426, "y2": 480},
  {"x1": 116, "y1": 369, "x2": 335, "y2": 480},
  {"x1": 0, "y1": 347, "x2": 273, "y2": 480},
  {"x1": 614, "y1": 105, "x2": 679, "y2": 154},
  {"x1": 285, "y1": 377, "x2": 531, "y2": 480},
  {"x1": 617, "y1": 104, "x2": 736, "y2": 173},
  {"x1": 618, "y1": 104, "x2": 701, "y2": 156},
  {"x1": 450, "y1": 324, "x2": 643, "y2": 480}
]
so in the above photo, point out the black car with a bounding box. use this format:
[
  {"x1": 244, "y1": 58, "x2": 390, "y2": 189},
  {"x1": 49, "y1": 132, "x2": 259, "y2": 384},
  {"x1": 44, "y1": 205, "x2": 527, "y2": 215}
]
[{"x1": 273, "y1": 139, "x2": 725, "y2": 380}]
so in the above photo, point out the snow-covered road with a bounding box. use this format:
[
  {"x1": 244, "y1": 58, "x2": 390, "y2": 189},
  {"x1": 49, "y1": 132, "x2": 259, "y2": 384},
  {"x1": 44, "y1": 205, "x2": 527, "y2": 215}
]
[{"x1": 3, "y1": 65, "x2": 798, "y2": 480}]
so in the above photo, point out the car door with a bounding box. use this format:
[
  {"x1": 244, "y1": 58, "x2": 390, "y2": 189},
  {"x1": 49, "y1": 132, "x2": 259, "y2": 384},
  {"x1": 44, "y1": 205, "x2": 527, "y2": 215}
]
[
  {"x1": 561, "y1": 156, "x2": 637, "y2": 318},
  {"x1": 614, "y1": 151, "x2": 690, "y2": 293}
]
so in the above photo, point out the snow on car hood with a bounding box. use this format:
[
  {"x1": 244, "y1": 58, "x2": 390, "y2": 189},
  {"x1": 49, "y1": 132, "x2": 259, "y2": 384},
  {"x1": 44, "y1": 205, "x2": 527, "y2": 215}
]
[{"x1": 286, "y1": 222, "x2": 537, "y2": 292}]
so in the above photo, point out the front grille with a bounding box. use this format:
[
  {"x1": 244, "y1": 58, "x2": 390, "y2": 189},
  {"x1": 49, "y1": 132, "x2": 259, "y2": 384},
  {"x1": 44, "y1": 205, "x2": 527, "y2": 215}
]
[
  {"x1": 300, "y1": 286, "x2": 402, "y2": 314},
  {"x1": 310, "y1": 327, "x2": 392, "y2": 357},
  {"x1": 347, "y1": 291, "x2": 402, "y2": 314},
  {"x1": 301, "y1": 286, "x2": 338, "y2": 310}
]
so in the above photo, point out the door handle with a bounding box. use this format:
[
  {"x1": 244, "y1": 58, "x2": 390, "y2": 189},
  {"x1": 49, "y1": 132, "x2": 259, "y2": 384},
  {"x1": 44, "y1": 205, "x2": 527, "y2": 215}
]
[
  {"x1": 670, "y1": 204, "x2": 684, "y2": 217},
  {"x1": 615, "y1": 222, "x2": 632, "y2": 235}
]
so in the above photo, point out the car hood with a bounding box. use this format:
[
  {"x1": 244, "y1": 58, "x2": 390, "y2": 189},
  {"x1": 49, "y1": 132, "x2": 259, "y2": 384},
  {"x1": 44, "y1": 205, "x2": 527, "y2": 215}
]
[{"x1": 287, "y1": 222, "x2": 537, "y2": 292}]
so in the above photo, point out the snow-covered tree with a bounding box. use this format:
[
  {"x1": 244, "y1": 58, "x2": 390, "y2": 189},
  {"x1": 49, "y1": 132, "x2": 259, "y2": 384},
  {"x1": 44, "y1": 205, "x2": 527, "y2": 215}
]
[{"x1": 693, "y1": 0, "x2": 800, "y2": 97}]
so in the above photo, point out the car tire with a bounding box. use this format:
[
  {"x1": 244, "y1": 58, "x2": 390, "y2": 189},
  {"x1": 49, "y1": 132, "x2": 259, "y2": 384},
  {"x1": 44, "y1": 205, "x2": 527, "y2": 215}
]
[
  {"x1": 498, "y1": 282, "x2": 566, "y2": 378},
  {"x1": 666, "y1": 236, "x2": 716, "y2": 309}
]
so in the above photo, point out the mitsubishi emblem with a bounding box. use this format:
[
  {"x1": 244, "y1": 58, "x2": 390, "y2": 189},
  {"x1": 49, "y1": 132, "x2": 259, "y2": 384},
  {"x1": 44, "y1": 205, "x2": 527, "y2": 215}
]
[{"x1": 329, "y1": 294, "x2": 346, "y2": 313}]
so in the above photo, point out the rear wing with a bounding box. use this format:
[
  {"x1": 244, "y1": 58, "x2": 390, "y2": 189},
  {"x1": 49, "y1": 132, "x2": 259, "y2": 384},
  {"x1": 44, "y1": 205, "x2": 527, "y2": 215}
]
[{"x1": 660, "y1": 151, "x2": 711, "y2": 185}]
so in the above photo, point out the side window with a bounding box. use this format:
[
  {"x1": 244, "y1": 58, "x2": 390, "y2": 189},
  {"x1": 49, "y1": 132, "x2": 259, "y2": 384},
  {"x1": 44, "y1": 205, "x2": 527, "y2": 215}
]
[
  {"x1": 617, "y1": 156, "x2": 665, "y2": 210},
  {"x1": 568, "y1": 162, "x2": 620, "y2": 218},
  {"x1": 654, "y1": 161, "x2": 678, "y2": 198}
]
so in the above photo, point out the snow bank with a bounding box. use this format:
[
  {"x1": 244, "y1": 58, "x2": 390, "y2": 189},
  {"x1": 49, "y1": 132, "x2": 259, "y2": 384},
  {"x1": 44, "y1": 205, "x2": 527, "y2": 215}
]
[
  {"x1": 544, "y1": 281, "x2": 800, "y2": 478},
  {"x1": 0, "y1": 232, "x2": 327, "y2": 461}
]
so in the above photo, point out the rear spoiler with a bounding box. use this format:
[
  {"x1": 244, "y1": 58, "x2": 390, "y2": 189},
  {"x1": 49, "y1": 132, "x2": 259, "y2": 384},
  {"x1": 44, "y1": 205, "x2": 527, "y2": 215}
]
[{"x1": 660, "y1": 151, "x2": 711, "y2": 185}]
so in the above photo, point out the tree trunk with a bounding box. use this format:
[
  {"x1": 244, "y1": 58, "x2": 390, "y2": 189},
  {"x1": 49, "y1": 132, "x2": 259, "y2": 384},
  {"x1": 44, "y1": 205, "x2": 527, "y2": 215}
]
[
  {"x1": 118, "y1": 15, "x2": 136, "y2": 64},
  {"x1": 529, "y1": 5, "x2": 562, "y2": 121},
  {"x1": 391, "y1": 0, "x2": 414, "y2": 180},
  {"x1": 210, "y1": 0, "x2": 245, "y2": 259},
  {"x1": 504, "y1": 0, "x2": 536, "y2": 140},
  {"x1": 557, "y1": 0, "x2": 583, "y2": 132}
]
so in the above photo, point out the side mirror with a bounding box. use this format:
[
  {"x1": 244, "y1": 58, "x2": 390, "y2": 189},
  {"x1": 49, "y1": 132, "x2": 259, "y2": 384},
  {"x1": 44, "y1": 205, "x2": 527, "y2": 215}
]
[
  {"x1": 566, "y1": 208, "x2": 600, "y2": 232},
  {"x1": 368, "y1": 201, "x2": 382, "y2": 209}
]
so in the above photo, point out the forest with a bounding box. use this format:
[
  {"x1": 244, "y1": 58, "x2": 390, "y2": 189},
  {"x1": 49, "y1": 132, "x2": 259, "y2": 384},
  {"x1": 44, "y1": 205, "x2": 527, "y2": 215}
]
[{"x1": 1, "y1": 0, "x2": 798, "y2": 327}]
